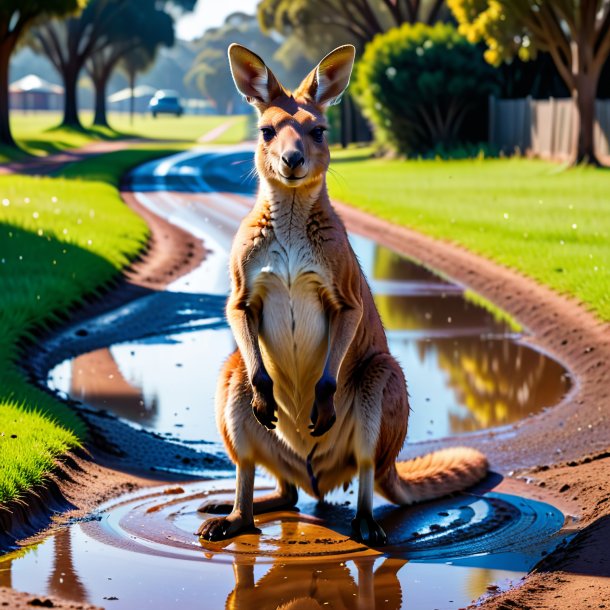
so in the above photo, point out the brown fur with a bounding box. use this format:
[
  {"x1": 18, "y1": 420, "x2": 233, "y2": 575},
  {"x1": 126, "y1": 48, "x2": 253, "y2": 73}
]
[{"x1": 198, "y1": 44, "x2": 488, "y2": 545}]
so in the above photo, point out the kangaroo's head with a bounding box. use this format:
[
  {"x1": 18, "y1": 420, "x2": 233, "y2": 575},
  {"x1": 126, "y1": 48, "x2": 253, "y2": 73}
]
[{"x1": 228, "y1": 44, "x2": 355, "y2": 191}]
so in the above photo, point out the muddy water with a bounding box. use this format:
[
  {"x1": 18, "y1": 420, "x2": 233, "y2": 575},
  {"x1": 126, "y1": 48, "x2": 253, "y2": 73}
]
[
  {"x1": 2, "y1": 478, "x2": 566, "y2": 609},
  {"x1": 4, "y1": 148, "x2": 573, "y2": 609}
]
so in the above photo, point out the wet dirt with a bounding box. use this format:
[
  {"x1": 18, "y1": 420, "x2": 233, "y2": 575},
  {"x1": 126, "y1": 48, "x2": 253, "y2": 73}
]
[{"x1": 1, "y1": 147, "x2": 577, "y2": 609}]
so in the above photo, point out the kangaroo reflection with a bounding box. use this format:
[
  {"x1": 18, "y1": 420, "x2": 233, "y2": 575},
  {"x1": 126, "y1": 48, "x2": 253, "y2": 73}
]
[
  {"x1": 205, "y1": 521, "x2": 407, "y2": 610},
  {"x1": 225, "y1": 556, "x2": 407, "y2": 610}
]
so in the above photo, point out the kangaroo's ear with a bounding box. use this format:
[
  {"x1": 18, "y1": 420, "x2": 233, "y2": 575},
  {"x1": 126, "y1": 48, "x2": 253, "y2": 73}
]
[
  {"x1": 296, "y1": 45, "x2": 356, "y2": 108},
  {"x1": 228, "y1": 43, "x2": 284, "y2": 111}
]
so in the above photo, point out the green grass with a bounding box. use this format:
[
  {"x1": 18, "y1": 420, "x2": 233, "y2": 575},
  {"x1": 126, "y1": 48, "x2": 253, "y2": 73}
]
[
  {"x1": 0, "y1": 111, "x2": 250, "y2": 163},
  {"x1": 0, "y1": 145, "x2": 186, "y2": 505},
  {"x1": 329, "y1": 149, "x2": 610, "y2": 320}
]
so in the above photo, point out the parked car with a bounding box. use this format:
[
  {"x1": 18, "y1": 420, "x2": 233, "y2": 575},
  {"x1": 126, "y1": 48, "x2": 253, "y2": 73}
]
[{"x1": 149, "y1": 90, "x2": 183, "y2": 117}]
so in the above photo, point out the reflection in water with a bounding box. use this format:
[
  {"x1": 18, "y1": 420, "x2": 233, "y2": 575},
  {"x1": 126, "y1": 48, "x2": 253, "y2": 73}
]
[
  {"x1": 225, "y1": 554, "x2": 407, "y2": 610},
  {"x1": 405, "y1": 336, "x2": 570, "y2": 437},
  {"x1": 436, "y1": 337, "x2": 569, "y2": 433},
  {"x1": 70, "y1": 348, "x2": 158, "y2": 424},
  {"x1": 376, "y1": 293, "x2": 508, "y2": 334},
  {"x1": 0, "y1": 556, "x2": 11, "y2": 587},
  {"x1": 49, "y1": 239, "x2": 570, "y2": 448},
  {"x1": 47, "y1": 529, "x2": 89, "y2": 604}
]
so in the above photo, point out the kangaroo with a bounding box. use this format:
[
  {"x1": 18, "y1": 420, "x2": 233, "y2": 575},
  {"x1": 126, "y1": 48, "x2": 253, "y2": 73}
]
[{"x1": 197, "y1": 43, "x2": 488, "y2": 545}]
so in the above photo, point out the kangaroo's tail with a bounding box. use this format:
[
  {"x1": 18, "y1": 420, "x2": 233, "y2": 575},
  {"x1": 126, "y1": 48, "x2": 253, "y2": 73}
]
[{"x1": 377, "y1": 447, "x2": 488, "y2": 505}]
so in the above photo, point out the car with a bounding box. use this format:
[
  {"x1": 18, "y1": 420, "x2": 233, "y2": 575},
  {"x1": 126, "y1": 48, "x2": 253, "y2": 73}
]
[{"x1": 149, "y1": 90, "x2": 183, "y2": 117}]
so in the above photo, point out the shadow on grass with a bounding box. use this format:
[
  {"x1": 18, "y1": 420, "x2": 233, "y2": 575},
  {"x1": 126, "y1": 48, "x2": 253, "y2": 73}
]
[
  {"x1": 0, "y1": 123, "x2": 135, "y2": 164},
  {"x1": 0, "y1": 223, "x2": 124, "y2": 432}
]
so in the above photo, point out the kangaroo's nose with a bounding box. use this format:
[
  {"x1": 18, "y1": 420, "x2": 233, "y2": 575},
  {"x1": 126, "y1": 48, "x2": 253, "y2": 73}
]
[{"x1": 281, "y1": 150, "x2": 305, "y2": 170}]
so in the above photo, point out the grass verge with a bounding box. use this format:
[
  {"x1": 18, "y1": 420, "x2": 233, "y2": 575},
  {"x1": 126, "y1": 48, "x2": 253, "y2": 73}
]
[
  {"x1": 0, "y1": 112, "x2": 250, "y2": 162},
  {"x1": 329, "y1": 149, "x2": 610, "y2": 321},
  {"x1": 0, "y1": 145, "x2": 187, "y2": 506}
]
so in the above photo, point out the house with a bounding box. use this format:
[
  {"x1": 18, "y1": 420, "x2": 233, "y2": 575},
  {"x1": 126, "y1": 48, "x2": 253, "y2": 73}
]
[{"x1": 9, "y1": 74, "x2": 63, "y2": 111}]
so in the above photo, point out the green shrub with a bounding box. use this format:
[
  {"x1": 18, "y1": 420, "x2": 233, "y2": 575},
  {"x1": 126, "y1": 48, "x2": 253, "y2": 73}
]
[{"x1": 354, "y1": 22, "x2": 499, "y2": 155}]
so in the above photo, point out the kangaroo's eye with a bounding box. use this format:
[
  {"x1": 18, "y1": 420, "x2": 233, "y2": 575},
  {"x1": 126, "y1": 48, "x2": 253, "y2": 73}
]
[
  {"x1": 260, "y1": 127, "x2": 276, "y2": 142},
  {"x1": 310, "y1": 126, "x2": 326, "y2": 143}
]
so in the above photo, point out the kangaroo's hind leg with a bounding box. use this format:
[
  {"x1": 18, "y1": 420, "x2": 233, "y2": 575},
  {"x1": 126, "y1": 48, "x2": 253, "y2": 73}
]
[
  {"x1": 351, "y1": 353, "x2": 408, "y2": 546},
  {"x1": 197, "y1": 351, "x2": 300, "y2": 540},
  {"x1": 198, "y1": 479, "x2": 298, "y2": 515}
]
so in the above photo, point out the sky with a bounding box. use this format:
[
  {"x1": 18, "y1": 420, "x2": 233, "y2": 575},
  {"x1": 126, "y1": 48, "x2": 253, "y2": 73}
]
[{"x1": 176, "y1": 0, "x2": 260, "y2": 41}]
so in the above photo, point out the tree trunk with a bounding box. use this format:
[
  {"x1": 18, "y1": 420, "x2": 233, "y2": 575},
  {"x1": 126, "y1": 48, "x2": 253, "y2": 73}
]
[
  {"x1": 573, "y1": 71, "x2": 601, "y2": 165},
  {"x1": 0, "y1": 39, "x2": 17, "y2": 148},
  {"x1": 92, "y1": 73, "x2": 109, "y2": 127},
  {"x1": 61, "y1": 65, "x2": 83, "y2": 129}
]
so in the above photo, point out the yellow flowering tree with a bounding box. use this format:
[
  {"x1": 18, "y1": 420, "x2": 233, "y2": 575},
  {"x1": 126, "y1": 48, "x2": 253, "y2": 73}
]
[{"x1": 448, "y1": 0, "x2": 610, "y2": 165}]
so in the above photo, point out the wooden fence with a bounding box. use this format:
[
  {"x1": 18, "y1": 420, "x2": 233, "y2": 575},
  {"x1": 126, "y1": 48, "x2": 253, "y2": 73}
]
[{"x1": 489, "y1": 96, "x2": 610, "y2": 160}]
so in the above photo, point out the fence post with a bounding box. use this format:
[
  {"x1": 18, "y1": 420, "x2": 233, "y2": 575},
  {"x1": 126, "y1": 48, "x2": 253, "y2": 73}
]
[{"x1": 549, "y1": 97, "x2": 556, "y2": 157}]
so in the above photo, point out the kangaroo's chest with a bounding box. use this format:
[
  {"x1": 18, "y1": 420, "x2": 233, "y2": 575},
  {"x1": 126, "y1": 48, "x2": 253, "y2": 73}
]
[{"x1": 247, "y1": 231, "x2": 330, "y2": 431}]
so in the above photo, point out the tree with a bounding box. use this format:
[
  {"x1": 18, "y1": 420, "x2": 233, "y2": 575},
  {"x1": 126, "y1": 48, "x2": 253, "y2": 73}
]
[
  {"x1": 0, "y1": 0, "x2": 83, "y2": 147},
  {"x1": 354, "y1": 22, "x2": 499, "y2": 154},
  {"x1": 448, "y1": 0, "x2": 610, "y2": 165},
  {"x1": 258, "y1": 0, "x2": 449, "y2": 51},
  {"x1": 31, "y1": 0, "x2": 125, "y2": 129},
  {"x1": 120, "y1": 48, "x2": 157, "y2": 125},
  {"x1": 31, "y1": 0, "x2": 194, "y2": 129},
  {"x1": 87, "y1": 5, "x2": 174, "y2": 126},
  {"x1": 186, "y1": 13, "x2": 308, "y2": 113}
]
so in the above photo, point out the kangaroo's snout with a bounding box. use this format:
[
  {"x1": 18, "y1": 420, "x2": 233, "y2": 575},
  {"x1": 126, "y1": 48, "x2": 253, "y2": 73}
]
[{"x1": 281, "y1": 150, "x2": 305, "y2": 170}]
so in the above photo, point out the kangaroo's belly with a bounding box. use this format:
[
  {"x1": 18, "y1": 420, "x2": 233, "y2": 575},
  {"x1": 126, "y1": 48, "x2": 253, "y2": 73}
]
[
  {"x1": 259, "y1": 274, "x2": 328, "y2": 396},
  {"x1": 257, "y1": 271, "x2": 328, "y2": 422}
]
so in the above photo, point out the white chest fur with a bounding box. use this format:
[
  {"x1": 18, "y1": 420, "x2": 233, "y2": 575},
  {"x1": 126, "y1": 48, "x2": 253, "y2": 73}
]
[{"x1": 246, "y1": 198, "x2": 330, "y2": 449}]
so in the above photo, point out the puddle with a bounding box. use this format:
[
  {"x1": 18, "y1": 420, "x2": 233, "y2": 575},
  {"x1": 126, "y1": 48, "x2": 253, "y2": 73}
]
[
  {"x1": 21, "y1": 147, "x2": 573, "y2": 609},
  {"x1": 48, "y1": 237, "x2": 570, "y2": 446},
  {"x1": 1, "y1": 479, "x2": 566, "y2": 609}
]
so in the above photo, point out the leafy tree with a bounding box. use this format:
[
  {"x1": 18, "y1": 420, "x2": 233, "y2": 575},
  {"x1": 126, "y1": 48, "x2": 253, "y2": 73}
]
[
  {"x1": 0, "y1": 0, "x2": 83, "y2": 147},
  {"x1": 87, "y1": 5, "x2": 174, "y2": 126},
  {"x1": 30, "y1": 0, "x2": 126, "y2": 129},
  {"x1": 258, "y1": 0, "x2": 449, "y2": 50},
  {"x1": 354, "y1": 22, "x2": 499, "y2": 154},
  {"x1": 448, "y1": 0, "x2": 610, "y2": 165},
  {"x1": 186, "y1": 13, "x2": 309, "y2": 113},
  {"x1": 31, "y1": 0, "x2": 193, "y2": 129}
]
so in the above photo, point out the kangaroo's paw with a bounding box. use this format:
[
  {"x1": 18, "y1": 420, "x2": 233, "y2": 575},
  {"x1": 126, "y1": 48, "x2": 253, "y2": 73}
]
[
  {"x1": 197, "y1": 500, "x2": 233, "y2": 514},
  {"x1": 351, "y1": 511, "x2": 387, "y2": 546},
  {"x1": 251, "y1": 371, "x2": 278, "y2": 430},
  {"x1": 309, "y1": 377, "x2": 337, "y2": 437},
  {"x1": 197, "y1": 513, "x2": 260, "y2": 541}
]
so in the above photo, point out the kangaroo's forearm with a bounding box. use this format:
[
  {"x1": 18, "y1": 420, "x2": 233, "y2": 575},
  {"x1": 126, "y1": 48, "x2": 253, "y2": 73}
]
[{"x1": 227, "y1": 304, "x2": 265, "y2": 383}]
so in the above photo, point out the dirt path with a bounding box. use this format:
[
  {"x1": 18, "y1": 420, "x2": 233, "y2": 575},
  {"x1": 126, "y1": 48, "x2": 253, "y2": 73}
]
[
  {"x1": 197, "y1": 117, "x2": 241, "y2": 143},
  {"x1": 334, "y1": 200, "x2": 610, "y2": 609}
]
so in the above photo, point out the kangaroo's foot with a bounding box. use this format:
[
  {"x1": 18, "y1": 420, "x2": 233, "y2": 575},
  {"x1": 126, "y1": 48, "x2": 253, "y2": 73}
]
[
  {"x1": 351, "y1": 510, "x2": 387, "y2": 546},
  {"x1": 309, "y1": 376, "x2": 337, "y2": 437},
  {"x1": 251, "y1": 371, "x2": 278, "y2": 430},
  {"x1": 198, "y1": 512, "x2": 260, "y2": 541},
  {"x1": 198, "y1": 482, "x2": 298, "y2": 515}
]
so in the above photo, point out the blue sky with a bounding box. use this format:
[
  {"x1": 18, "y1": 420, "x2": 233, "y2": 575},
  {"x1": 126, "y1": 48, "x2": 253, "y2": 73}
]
[{"x1": 177, "y1": 0, "x2": 260, "y2": 41}]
